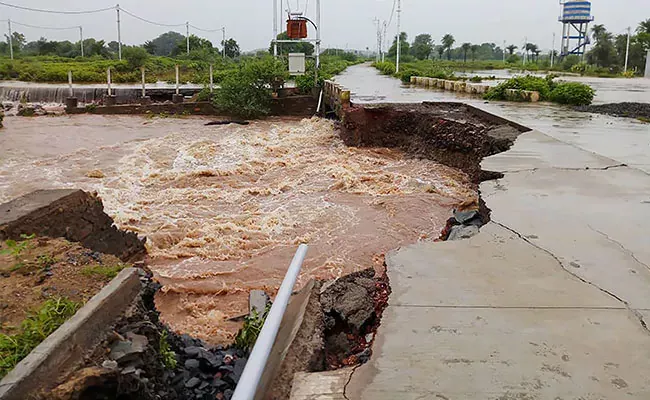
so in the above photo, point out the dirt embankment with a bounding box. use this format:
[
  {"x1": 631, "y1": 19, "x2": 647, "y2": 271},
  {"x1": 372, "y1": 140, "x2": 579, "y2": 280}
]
[
  {"x1": 574, "y1": 102, "x2": 650, "y2": 121},
  {"x1": 340, "y1": 102, "x2": 528, "y2": 184}
]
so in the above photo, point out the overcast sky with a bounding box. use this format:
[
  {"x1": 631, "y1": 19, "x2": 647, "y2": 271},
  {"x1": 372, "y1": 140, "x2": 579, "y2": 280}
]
[{"x1": 1, "y1": 0, "x2": 648, "y2": 52}]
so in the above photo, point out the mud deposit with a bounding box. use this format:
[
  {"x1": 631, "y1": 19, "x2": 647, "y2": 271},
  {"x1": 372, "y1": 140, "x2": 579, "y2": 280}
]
[
  {"x1": 575, "y1": 102, "x2": 650, "y2": 120},
  {"x1": 0, "y1": 115, "x2": 475, "y2": 344}
]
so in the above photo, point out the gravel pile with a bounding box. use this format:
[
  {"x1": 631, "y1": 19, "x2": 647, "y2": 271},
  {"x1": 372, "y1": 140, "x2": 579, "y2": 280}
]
[{"x1": 575, "y1": 102, "x2": 650, "y2": 120}]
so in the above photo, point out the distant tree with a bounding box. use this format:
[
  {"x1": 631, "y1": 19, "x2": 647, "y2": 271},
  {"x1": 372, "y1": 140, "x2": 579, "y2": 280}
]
[
  {"x1": 388, "y1": 32, "x2": 410, "y2": 58},
  {"x1": 638, "y1": 19, "x2": 650, "y2": 35},
  {"x1": 144, "y1": 31, "x2": 185, "y2": 56},
  {"x1": 3, "y1": 31, "x2": 26, "y2": 54},
  {"x1": 460, "y1": 42, "x2": 471, "y2": 62},
  {"x1": 442, "y1": 34, "x2": 455, "y2": 60},
  {"x1": 173, "y1": 35, "x2": 213, "y2": 57},
  {"x1": 269, "y1": 31, "x2": 314, "y2": 56},
  {"x1": 123, "y1": 46, "x2": 149, "y2": 68},
  {"x1": 470, "y1": 44, "x2": 480, "y2": 61},
  {"x1": 588, "y1": 26, "x2": 616, "y2": 67},
  {"x1": 506, "y1": 44, "x2": 518, "y2": 55},
  {"x1": 437, "y1": 45, "x2": 444, "y2": 60},
  {"x1": 222, "y1": 38, "x2": 240, "y2": 58},
  {"x1": 410, "y1": 33, "x2": 433, "y2": 60},
  {"x1": 108, "y1": 41, "x2": 120, "y2": 53}
]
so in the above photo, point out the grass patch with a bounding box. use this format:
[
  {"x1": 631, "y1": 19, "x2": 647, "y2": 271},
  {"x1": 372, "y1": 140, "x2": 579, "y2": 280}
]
[
  {"x1": 0, "y1": 298, "x2": 80, "y2": 378},
  {"x1": 81, "y1": 263, "x2": 128, "y2": 279},
  {"x1": 159, "y1": 330, "x2": 177, "y2": 369}
]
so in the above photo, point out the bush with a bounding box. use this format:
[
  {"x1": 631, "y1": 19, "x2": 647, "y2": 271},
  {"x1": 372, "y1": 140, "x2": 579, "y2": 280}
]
[
  {"x1": 374, "y1": 61, "x2": 396, "y2": 75},
  {"x1": 485, "y1": 75, "x2": 553, "y2": 101},
  {"x1": 213, "y1": 57, "x2": 288, "y2": 119},
  {"x1": 549, "y1": 82, "x2": 595, "y2": 106},
  {"x1": 397, "y1": 68, "x2": 417, "y2": 83}
]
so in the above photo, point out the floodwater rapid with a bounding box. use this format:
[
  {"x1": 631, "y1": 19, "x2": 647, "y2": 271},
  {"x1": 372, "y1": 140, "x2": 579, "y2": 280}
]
[{"x1": 0, "y1": 114, "x2": 474, "y2": 342}]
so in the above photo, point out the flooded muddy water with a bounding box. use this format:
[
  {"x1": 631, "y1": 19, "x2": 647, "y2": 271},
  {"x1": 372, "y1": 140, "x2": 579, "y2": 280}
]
[
  {"x1": 336, "y1": 64, "x2": 650, "y2": 174},
  {"x1": 0, "y1": 114, "x2": 473, "y2": 343}
]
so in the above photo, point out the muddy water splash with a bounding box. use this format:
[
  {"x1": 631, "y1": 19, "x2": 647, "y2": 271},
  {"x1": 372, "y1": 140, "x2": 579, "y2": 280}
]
[{"x1": 0, "y1": 115, "x2": 474, "y2": 343}]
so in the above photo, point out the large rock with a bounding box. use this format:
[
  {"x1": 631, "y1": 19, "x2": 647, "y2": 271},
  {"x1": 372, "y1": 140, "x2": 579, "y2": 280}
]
[
  {"x1": 320, "y1": 269, "x2": 376, "y2": 333},
  {"x1": 0, "y1": 189, "x2": 146, "y2": 261}
]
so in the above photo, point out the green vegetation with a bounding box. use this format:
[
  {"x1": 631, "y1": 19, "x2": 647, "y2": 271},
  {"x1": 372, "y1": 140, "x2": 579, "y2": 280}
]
[
  {"x1": 235, "y1": 304, "x2": 271, "y2": 352},
  {"x1": 485, "y1": 75, "x2": 595, "y2": 106},
  {"x1": 295, "y1": 54, "x2": 363, "y2": 94},
  {"x1": 1, "y1": 234, "x2": 36, "y2": 270},
  {"x1": 0, "y1": 298, "x2": 80, "y2": 378},
  {"x1": 549, "y1": 81, "x2": 596, "y2": 106},
  {"x1": 159, "y1": 330, "x2": 177, "y2": 369},
  {"x1": 81, "y1": 263, "x2": 128, "y2": 279}
]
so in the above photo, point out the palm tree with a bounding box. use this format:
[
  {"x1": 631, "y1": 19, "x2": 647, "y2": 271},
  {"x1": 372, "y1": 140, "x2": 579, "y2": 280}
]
[
  {"x1": 591, "y1": 24, "x2": 607, "y2": 43},
  {"x1": 506, "y1": 45, "x2": 517, "y2": 56},
  {"x1": 437, "y1": 46, "x2": 444, "y2": 60},
  {"x1": 638, "y1": 18, "x2": 650, "y2": 34},
  {"x1": 470, "y1": 44, "x2": 480, "y2": 61},
  {"x1": 442, "y1": 34, "x2": 455, "y2": 60},
  {"x1": 461, "y1": 43, "x2": 471, "y2": 63}
]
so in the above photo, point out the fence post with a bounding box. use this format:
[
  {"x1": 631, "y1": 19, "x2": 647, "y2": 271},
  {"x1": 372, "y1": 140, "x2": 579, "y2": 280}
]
[
  {"x1": 104, "y1": 67, "x2": 116, "y2": 106},
  {"x1": 68, "y1": 70, "x2": 73, "y2": 98},
  {"x1": 173, "y1": 65, "x2": 183, "y2": 103},
  {"x1": 107, "y1": 67, "x2": 112, "y2": 96},
  {"x1": 65, "y1": 71, "x2": 78, "y2": 111},
  {"x1": 141, "y1": 67, "x2": 146, "y2": 98}
]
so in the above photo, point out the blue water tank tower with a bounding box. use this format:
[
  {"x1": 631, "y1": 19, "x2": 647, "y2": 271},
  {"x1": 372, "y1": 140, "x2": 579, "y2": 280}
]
[{"x1": 559, "y1": 0, "x2": 594, "y2": 58}]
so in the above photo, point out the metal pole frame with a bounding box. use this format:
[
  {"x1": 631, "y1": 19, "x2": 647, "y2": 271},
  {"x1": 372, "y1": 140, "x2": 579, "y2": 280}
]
[
  {"x1": 116, "y1": 4, "x2": 122, "y2": 60},
  {"x1": 231, "y1": 245, "x2": 309, "y2": 400},
  {"x1": 7, "y1": 19, "x2": 13, "y2": 60},
  {"x1": 396, "y1": 0, "x2": 401, "y2": 73},
  {"x1": 624, "y1": 26, "x2": 631, "y2": 73}
]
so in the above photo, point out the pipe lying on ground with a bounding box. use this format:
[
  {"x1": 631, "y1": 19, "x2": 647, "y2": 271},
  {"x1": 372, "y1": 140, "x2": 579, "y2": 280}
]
[{"x1": 232, "y1": 244, "x2": 309, "y2": 400}]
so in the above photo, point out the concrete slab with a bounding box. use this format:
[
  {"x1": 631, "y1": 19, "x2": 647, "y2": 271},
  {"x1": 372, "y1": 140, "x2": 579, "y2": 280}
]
[
  {"x1": 481, "y1": 129, "x2": 620, "y2": 172},
  {"x1": 290, "y1": 369, "x2": 354, "y2": 400},
  {"x1": 481, "y1": 166, "x2": 650, "y2": 310},
  {"x1": 348, "y1": 306, "x2": 650, "y2": 399},
  {"x1": 387, "y1": 224, "x2": 620, "y2": 308}
]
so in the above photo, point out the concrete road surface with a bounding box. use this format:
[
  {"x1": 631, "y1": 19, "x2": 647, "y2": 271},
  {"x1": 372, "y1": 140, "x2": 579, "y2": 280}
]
[{"x1": 344, "y1": 128, "x2": 650, "y2": 399}]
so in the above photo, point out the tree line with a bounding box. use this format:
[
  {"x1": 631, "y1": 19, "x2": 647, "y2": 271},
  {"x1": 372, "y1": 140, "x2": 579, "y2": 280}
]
[
  {"x1": 386, "y1": 33, "x2": 505, "y2": 62},
  {"x1": 0, "y1": 30, "x2": 241, "y2": 60}
]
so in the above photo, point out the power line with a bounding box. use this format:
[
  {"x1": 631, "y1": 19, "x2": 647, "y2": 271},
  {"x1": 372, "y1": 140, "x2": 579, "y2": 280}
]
[
  {"x1": 10, "y1": 20, "x2": 79, "y2": 31},
  {"x1": 386, "y1": 0, "x2": 397, "y2": 29},
  {"x1": 189, "y1": 24, "x2": 222, "y2": 33},
  {"x1": 120, "y1": 8, "x2": 185, "y2": 28},
  {"x1": 0, "y1": 1, "x2": 113, "y2": 15}
]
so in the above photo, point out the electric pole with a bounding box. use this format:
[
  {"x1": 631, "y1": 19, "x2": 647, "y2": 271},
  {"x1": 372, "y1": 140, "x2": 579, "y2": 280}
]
[
  {"x1": 374, "y1": 18, "x2": 380, "y2": 62},
  {"x1": 396, "y1": 0, "x2": 401, "y2": 73},
  {"x1": 273, "y1": 0, "x2": 278, "y2": 57},
  {"x1": 116, "y1": 4, "x2": 122, "y2": 60},
  {"x1": 186, "y1": 22, "x2": 190, "y2": 55},
  {"x1": 624, "y1": 26, "x2": 631, "y2": 73},
  {"x1": 80, "y1": 26, "x2": 84, "y2": 57},
  {"x1": 551, "y1": 32, "x2": 556, "y2": 67},
  {"x1": 7, "y1": 19, "x2": 13, "y2": 60},
  {"x1": 222, "y1": 27, "x2": 226, "y2": 60}
]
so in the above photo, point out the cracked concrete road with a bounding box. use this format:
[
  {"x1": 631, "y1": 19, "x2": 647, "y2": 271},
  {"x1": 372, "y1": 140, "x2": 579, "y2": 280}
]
[{"x1": 343, "y1": 128, "x2": 650, "y2": 399}]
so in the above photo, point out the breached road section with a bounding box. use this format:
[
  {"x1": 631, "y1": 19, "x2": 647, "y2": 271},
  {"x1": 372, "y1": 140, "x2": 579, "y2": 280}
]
[{"x1": 339, "y1": 124, "x2": 650, "y2": 399}]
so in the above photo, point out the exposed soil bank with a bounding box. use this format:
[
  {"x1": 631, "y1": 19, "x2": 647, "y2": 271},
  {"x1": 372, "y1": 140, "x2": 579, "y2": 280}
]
[
  {"x1": 0, "y1": 190, "x2": 145, "y2": 261},
  {"x1": 574, "y1": 102, "x2": 650, "y2": 121},
  {"x1": 340, "y1": 103, "x2": 529, "y2": 184}
]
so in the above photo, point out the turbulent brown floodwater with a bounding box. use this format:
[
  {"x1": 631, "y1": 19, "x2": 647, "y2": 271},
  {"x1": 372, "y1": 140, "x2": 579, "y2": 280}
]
[{"x1": 0, "y1": 114, "x2": 474, "y2": 343}]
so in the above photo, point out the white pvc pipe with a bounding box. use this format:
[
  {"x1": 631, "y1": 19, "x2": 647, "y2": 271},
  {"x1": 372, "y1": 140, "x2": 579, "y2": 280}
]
[{"x1": 231, "y1": 244, "x2": 308, "y2": 400}]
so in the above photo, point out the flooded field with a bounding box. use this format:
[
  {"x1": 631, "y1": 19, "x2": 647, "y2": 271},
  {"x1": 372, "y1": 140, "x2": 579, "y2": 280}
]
[{"x1": 0, "y1": 114, "x2": 473, "y2": 343}]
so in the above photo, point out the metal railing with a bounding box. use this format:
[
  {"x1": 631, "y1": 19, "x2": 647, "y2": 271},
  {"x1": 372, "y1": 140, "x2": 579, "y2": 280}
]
[{"x1": 232, "y1": 244, "x2": 309, "y2": 400}]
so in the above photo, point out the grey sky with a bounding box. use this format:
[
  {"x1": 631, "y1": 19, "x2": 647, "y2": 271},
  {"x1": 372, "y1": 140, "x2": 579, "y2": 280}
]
[{"x1": 1, "y1": 0, "x2": 648, "y2": 52}]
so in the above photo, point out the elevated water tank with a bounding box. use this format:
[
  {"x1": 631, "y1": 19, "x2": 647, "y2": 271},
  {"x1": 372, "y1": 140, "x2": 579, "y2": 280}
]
[{"x1": 560, "y1": 0, "x2": 594, "y2": 22}]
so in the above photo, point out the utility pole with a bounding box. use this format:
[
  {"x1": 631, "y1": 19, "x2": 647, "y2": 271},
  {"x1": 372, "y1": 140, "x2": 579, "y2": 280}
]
[
  {"x1": 116, "y1": 4, "x2": 122, "y2": 60},
  {"x1": 624, "y1": 26, "x2": 631, "y2": 73},
  {"x1": 523, "y1": 37, "x2": 527, "y2": 65},
  {"x1": 316, "y1": 0, "x2": 320, "y2": 69},
  {"x1": 222, "y1": 27, "x2": 226, "y2": 60},
  {"x1": 374, "y1": 18, "x2": 380, "y2": 62},
  {"x1": 79, "y1": 26, "x2": 84, "y2": 57},
  {"x1": 396, "y1": 0, "x2": 401, "y2": 73},
  {"x1": 382, "y1": 21, "x2": 387, "y2": 62},
  {"x1": 186, "y1": 22, "x2": 190, "y2": 55},
  {"x1": 7, "y1": 19, "x2": 13, "y2": 60},
  {"x1": 273, "y1": 0, "x2": 278, "y2": 57},
  {"x1": 503, "y1": 40, "x2": 506, "y2": 64},
  {"x1": 551, "y1": 32, "x2": 556, "y2": 67}
]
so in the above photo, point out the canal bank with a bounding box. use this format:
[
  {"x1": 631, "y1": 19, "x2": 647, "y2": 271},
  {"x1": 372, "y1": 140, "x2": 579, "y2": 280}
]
[{"x1": 290, "y1": 64, "x2": 650, "y2": 398}]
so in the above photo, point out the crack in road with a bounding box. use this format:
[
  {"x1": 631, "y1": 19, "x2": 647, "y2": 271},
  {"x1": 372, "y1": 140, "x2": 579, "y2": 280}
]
[
  {"x1": 342, "y1": 364, "x2": 361, "y2": 400},
  {"x1": 587, "y1": 224, "x2": 650, "y2": 274},
  {"x1": 492, "y1": 220, "x2": 650, "y2": 334},
  {"x1": 500, "y1": 164, "x2": 628, "y2": 174}
]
